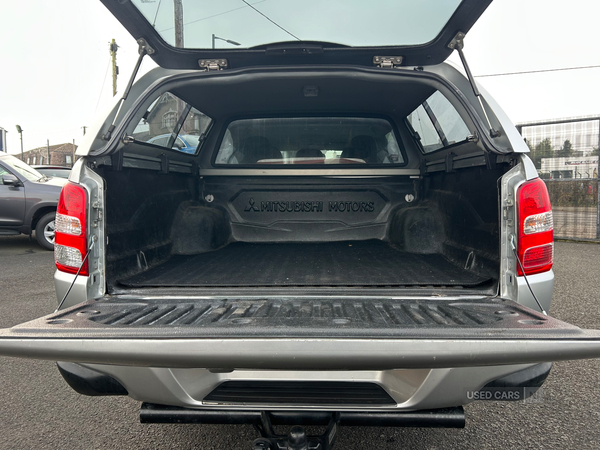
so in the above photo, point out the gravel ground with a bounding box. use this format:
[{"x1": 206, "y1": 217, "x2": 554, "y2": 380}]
[{"x1": 0, "y1": 236, "x2": 598, "y2": 449}]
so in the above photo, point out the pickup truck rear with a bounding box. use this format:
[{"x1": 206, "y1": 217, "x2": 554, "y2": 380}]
[{"x1": 2, "y1": 0, "x2": 600, "y2": 448}]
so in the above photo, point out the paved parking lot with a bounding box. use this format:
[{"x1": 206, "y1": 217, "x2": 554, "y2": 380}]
[{"x1": 0, "y1": 236, "x2": 599, "y2": 449}]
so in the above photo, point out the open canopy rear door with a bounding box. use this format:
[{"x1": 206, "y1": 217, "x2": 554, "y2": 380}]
[
  {"x1": 101, "y1": 0, "x2": 492, "y2": 69},
  {"x1": 2, "y1": 296, "x2": 600, "y2": 369}
]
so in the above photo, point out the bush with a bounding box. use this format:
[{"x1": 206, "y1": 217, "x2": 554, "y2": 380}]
[{"x1": 546, "y1": 180, "x2": 598, "y2": 207}]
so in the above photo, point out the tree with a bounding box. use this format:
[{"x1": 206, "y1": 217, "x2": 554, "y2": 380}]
[
  {"x1": 591, "y1": 147, "x2": 599, "y2": 157},
  {"x1": 524, "y1": 138, "x2": 534, "y2": 152},
  {"x1": 557, "y1": 139, "x2": 573, "y2": 158},
  {"x1": 528, "y1": 138, "x2": 554, "y2": 169}
]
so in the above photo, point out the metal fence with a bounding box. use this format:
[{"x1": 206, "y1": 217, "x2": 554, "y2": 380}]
[
  {"x1": 546, "y1": 179, "x2": 599, "y2": 241},
  {"x1": 516, "y1": 116, "x2": 600, "y2": 242}
]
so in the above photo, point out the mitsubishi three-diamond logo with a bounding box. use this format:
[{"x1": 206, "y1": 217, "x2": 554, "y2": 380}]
[{"x1": 244, "y1": 197, "x2": 260, "y2": 212}]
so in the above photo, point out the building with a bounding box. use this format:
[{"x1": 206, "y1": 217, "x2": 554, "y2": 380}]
[
  {"x1": 20, "y1": 142, "x2": 78, "y2": 167},
  {"x1": 540, "y1": 156, "x2": 599, "y2": 179},
  {"x1": 516, "y1": 115, "x2": 600, "y2": 156},
  {"x1": 516, "y1": 115, "x2": 600, "y2": 181},
  {"x1": 132, "y1": 92, "x2": 211, "y2": 141}
]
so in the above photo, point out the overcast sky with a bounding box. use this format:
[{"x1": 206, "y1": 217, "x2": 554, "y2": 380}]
[{"x1": 1, "y1": 0, "x2": 599, "y2": 154}]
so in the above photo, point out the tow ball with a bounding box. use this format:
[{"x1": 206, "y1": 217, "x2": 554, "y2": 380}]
[{"x1": 252, "y1": 411, "x2": 340, "y2": 450}]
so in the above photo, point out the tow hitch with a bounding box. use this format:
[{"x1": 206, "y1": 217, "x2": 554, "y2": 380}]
[
  {"x1": 252, "y1": 411, "x2": 340, "y2": 450},
  {"x1": 140, "y1": 403, "x2": 465, "y2": 449}
]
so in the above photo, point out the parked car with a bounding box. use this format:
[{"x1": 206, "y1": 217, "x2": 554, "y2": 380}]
[
  {"x1": 0, "y1": 154, "x2": 67, "y2": 249},
  {"x1": 146, "y1": 134, "x2": 201, "y2": 154},
  {"x1": 3, "y1": 1, "x2": 600, "y2": 448},
  {"x1": 31, "y1": 165, "x2": 72, "y2": 179}
]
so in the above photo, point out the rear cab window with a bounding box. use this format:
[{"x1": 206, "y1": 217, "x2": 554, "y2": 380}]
[
  {"x1": 214, "y1": 117, "x2": 405, "y2": 166},
  {"x1": 407, "y1": 91, "x2": 471, "y2": 153}
]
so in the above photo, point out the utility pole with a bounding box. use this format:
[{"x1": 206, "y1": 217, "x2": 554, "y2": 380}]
[
  {"x1": 72, "y1": 139, "x2": 76, "y2": 168},
  {"x1": 0, "y1": 127, "x2": 7, "y2": 153},
  {"x1": 173, "y1": 0, "x2": 185, "y2": 122},
  {"x1": 47, "y1": 139, "x2": 50, "y2": 165},
  {"x1": 174, "y1": 0, "x2": 184, "y2": 48},
  {"x1": 110, "y1": 39, "x2": 119, "y2": 97},
  {"x1": 16, "y1": 125, "x2": 23, "y2": 161},
  {"x1": 82, "y1": 126, "x2": 87, "y2": 136}
]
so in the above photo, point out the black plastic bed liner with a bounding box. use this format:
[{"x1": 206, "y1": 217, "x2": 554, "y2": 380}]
[
  {"x1": 12, "y1": 296, "x2": 568, "y2": 339},
  {"x1": 120, "y1": 240, "x2": 490, "y2": 288},
  {"x1": 6, "y1": 295, "x2": 600, "y2": 370}
]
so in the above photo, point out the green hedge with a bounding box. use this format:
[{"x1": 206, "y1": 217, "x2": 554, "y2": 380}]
[{"x1": 546, "y1": 180, "x2": 598, "y2": 207}]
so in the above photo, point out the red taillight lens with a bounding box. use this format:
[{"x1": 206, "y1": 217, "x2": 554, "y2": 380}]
[
  {"x1": 517, "y1": 178, "x2": 553, "y2": 276},
  {"x1": 55, "y1": 182, "x2": 88, "y2": 276}
]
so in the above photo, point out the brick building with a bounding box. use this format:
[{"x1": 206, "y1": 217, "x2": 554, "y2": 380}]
[
  {"x1": 20, "y1": 142, "x2": 78, "y2": 167},
  {"x1": 133, "y1": 92, "x2": 211, "y2": 142}
]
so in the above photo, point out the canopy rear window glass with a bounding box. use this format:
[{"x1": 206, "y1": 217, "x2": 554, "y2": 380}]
[
  {"x1": 131, "y1": 0, "x2": 463, "y2": 49},
  {"x1": 131, "y1": 92, "x2": 212, "y2": 155},
  {"x1": 215, "y1": 117, "x2": 404, "y2": 166},
  {"x1": 406, "y1": 91, "x2": 471, "y2": 153}
]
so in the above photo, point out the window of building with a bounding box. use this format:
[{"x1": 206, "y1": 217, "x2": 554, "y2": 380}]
[
  {"x1": 32, "y1": 156, "x2": 36, "y2": 165},
  {"x1": 39, "y1": 156, "x2": 44, "y2": 165},
  {"x1": 27, "y1": 157, "x2": 30, "y2": 164},
  {"x1": 162, "y1": 111, "x2": 177, "y2": 130},
  {"x1": 66, "y1": 155, "x2": 72, "y2": 164}
]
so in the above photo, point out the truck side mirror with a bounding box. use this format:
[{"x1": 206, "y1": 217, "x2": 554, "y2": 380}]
[{"x1": 2, "y1": 174, "x2": 21, "y2": 187}]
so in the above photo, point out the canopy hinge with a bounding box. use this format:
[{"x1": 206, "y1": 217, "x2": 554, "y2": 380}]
[
  {"x1": 448, "y1": 32, "x2": 500, "y2": 139},
  {"x1": 198, "y1": 59, "x2": 229, "y2": 71},
  {"x1": 137, "y1": 38, "x2": 155, "y2": 57},
  {"x1": 373, "y1": 56, "x2": 403, "y2": 69}
]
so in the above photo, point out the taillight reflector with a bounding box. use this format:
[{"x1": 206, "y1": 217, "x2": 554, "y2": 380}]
[
  {"x1": 517, "y1": 178, "x2": 553, "y2": 276},
  {"x1": 523, "y1": 243, "x2": 554, "y2": 270},
  {"x1": 55, "y1": 182, "x2": 88, "y2": 276}
]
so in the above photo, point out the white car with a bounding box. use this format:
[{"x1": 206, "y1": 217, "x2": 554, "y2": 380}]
[{"x1": 2, "y1": 1, "x2": 600, "y2": 448}]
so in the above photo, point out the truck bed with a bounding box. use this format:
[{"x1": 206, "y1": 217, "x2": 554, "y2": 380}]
[{"x1": 119, "y1": 240, "x2": 490, "y2": 288}]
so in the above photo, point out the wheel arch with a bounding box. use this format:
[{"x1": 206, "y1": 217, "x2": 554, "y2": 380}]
[{"x1": 30, "y1": 205, "x2": 57, "y2": 230}]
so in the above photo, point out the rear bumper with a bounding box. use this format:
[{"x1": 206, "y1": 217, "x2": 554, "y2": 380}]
[
  {"x1": 58, "y1": 362, "x2": 549, "y2": 411},
  {"x1": 54, "y1": 270, "x2": 89, "y2": 309},
  {"x1": 517, "y1": 270, "x2": 554, "y2": 313}
]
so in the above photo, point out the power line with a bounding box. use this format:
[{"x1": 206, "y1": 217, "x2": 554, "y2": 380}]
[
  {"x1": 241, "y1": 0, "x2": 300, "y2": 41},
  {"x1": 475, "y1": 64, "x2": 600, "y2": 78},
  {"x1": 94, "y1": 55, "x2": 112, "y2": 114},
  {"x1": 181, "y1": 1, "x2": 266, "y2": 27},
  {"x1": 151, "y1": 0, "x2": 163, "y2": 27},
  {"x1": 157, "y1": 1, "x2": 266, "y2": 33}
]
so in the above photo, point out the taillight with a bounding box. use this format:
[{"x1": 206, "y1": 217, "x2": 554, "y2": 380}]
[
  {"x1": 516, "y1": 178, "x2": 553, "y2": 276},
  {"x1": 55, "y1": 182, "x2": 88, "y2": 276}
]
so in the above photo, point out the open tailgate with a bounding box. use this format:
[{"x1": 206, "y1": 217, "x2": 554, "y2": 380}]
[{"x1": 2, "y1": 296, "x2": 600, "y2": 370}]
